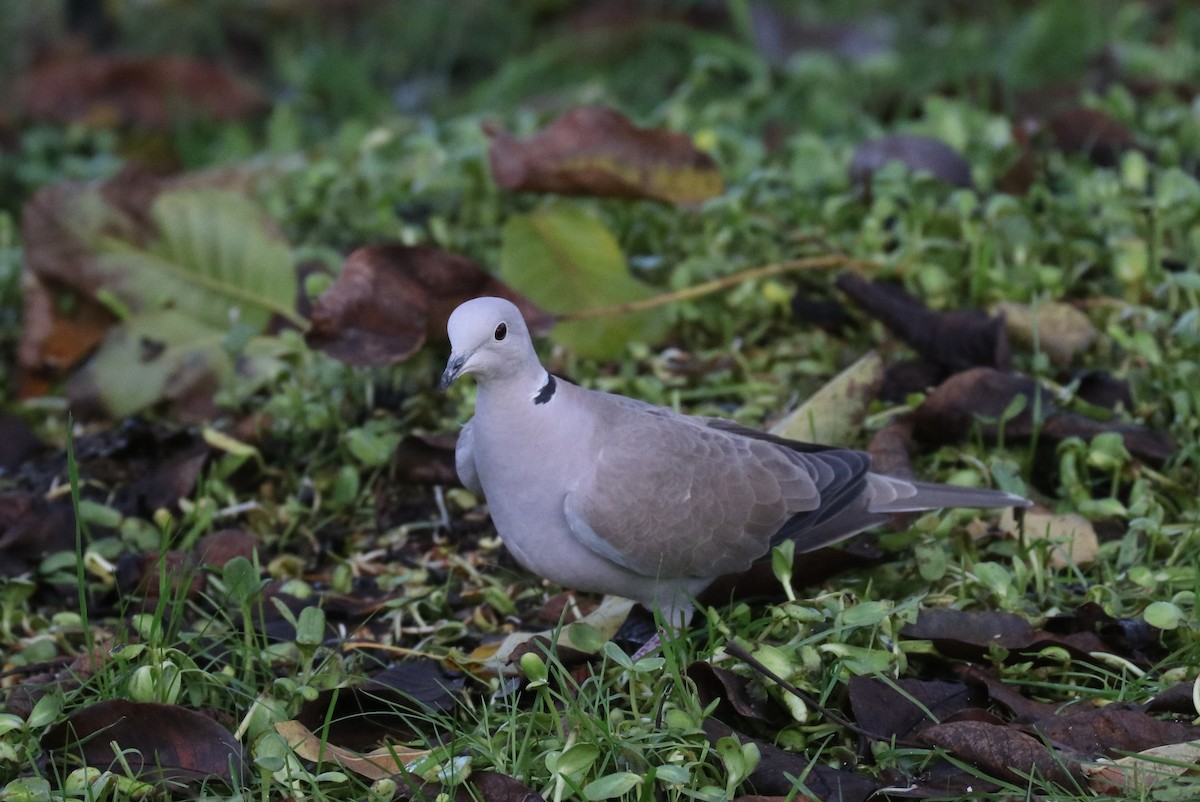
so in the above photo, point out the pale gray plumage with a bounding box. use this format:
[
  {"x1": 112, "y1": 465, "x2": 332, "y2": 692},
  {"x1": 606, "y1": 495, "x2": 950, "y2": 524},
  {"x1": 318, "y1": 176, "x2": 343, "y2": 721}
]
[{"x1": 441, "y1": 297, "x2": 1030, "y2": 624}]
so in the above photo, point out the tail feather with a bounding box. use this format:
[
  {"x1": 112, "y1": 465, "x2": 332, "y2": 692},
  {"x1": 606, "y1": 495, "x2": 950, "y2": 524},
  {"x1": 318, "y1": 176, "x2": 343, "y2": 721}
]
[{"x1": 867, "y1": 474, "x2": 1030, "y2": 514}]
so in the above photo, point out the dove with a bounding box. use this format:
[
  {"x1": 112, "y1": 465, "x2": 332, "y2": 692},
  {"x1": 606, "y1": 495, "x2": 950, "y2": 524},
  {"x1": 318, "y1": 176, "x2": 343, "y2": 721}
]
[{"x1": 440, "y1": 296, "x2": 1030, "y2": 626}]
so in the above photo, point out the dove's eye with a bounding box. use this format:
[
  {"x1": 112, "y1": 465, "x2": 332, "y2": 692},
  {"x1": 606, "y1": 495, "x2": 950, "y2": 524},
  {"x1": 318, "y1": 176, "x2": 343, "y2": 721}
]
[{"x1": 494, "y1": 323, "x2": 507, "y2": 341}]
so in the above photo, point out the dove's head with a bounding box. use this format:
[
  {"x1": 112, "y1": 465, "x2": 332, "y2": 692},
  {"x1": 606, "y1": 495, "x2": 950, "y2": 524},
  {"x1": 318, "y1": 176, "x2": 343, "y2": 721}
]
[{"x1": 440, "y1": 297, "x2": 539, "y2": 390}]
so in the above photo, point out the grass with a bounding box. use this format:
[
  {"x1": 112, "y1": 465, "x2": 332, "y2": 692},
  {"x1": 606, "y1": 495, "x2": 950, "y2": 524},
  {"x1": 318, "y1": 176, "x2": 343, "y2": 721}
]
[{"x1": 2, "y1": 1, "x2": 1200, "y2": 800}]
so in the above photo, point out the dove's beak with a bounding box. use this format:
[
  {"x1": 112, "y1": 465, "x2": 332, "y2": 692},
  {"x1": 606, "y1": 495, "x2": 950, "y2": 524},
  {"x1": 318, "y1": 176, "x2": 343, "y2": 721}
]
[{"x1": 439, "y1": 352, "x2": 467, "y2": 392}]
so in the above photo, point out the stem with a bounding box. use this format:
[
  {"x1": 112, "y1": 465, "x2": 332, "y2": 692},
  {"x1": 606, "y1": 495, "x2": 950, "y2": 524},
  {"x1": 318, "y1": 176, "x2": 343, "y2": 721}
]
[{"x1": 557, "y1": 254, "x2": 881, "y2": 321}]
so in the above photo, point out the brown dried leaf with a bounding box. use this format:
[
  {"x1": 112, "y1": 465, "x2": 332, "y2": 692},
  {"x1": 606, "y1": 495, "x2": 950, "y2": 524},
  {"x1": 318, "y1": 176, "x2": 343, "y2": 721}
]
[
  {"x1": 392, "y1": 434, "x2": 460, "y2": 486},
  {"x1": 1085, "y1": 740, "x2": 1200, "y2": 794},
  {"x1": 769, "y1": 350, "x2": 884, "y2": 444},
  {"x1": 485, "y1": 106, "x2": 723, "y2": 206},
  {"x1": 1041, "y1": 413, "x2": 1174, "y2": 465},
  {"x1": 1043, "y1": 601, "x2": 1163, "y2": 664},
  {"x1": 1032, "y1": 705, "x2": 1200, "y2": 759},
  {"x1": 42, "y1": 700, "x2": 244, "y2": 785},
  {"x1": 468, "y1": 772, "x2": 548, "y2": 802},
  {"x1": 998, "y1": 123, "x2": 1039, "y2": 196},
  {"x1": 458, "y1": 597, "x2": 635, "y2": 677},
  {"x1": 16, "y1": 55, "x2": 263, "y2": 129},
  {"x1": 999, "y1": 507, "x2": 1098, "y2": 569},
  {"x1": 919, "y1": 720, "x2": 1084, "y2": 788},
  {"x1": 955, "y1": 664, "x2": 1060, "y2": 722},
  {"x1": 306, "y1": 245, "x2": 553, "y2": 366},
  {"x1": 129, "y1": 528, "x2": 258, "y2": 600},
  {"x1": 276, "y1": 719, "x2": 428, "y2": 781},
  {"x1": 901, "y1": 608, "x2": 1107, "y2": 663},
  {"x1": 18, "y1": 165, "x2": 263, "y2": 404},
  {"x1": 836, "y1": 275, "x2": 1010, "y2": 373},
  {"x1": 703, "y1": 719, "x2": 878, "y2": 801},
  {"x1": 1075, "y1": 370, "x2": 1135, "y2": 412},
  {"x1": 866, "y1": 414, "x2": 915, "y2": 480},
  {"x1": 687, "y1": 662, "x2": 783, "y2": 726},
  {"x1": 911, "y1": 368, "x2": 1045, "y2": 442},
  {"x1": 848, "y1": 677, "x2": 981, "y2": 741},
  {"x1": 0, "y1": 415, "x2": 44, "y2": 470},
  {"x1": 995, "y1": 301, "x2": 1098, "y2": 366},
  {"x1": 911, "y1": 367, "x2": 1173, "y2": 464},
  {"x1": 0, "y1": 494, "x2": 75, "y2": 577},
  {"x1": 1045, "y1": 107, "x2": 1139, "y2": 167},
  {"x1": 849, "y1": 135, "x2": 973, "y2": 190}
]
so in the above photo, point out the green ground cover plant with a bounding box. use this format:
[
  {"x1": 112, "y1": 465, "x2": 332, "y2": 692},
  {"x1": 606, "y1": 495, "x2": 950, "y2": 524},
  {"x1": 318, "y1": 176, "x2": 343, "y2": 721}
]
[{"x1": 0, "y1": 1, "x2": 1198, "y2": 800}]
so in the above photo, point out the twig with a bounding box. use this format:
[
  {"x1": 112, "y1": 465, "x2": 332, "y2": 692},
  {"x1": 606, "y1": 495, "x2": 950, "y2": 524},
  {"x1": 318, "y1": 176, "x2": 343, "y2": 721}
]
[{"x1": 558, "y1": 254, "x2": 881, "y2": 321}]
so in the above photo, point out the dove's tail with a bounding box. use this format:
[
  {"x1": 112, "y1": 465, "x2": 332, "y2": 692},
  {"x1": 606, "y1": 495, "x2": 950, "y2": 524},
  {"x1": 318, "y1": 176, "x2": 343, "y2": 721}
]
[{"x1": 866, "y1": 474, "x2": 1031, "y2": 514}]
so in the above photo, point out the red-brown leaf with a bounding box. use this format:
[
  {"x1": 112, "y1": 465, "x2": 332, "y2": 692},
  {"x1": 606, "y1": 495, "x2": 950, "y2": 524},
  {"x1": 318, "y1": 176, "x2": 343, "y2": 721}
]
[
  {"x1": 485, "y1": 106, "x2": 723, "y2": 206},
  {"x1": 306, "y1": 244, "x2": 553, "y2": 366},
  {"x1": 18, "y1": 166, "x2": 258, "y2": 396},
  {"x1": 16, "y1": 55, "x2": 263, "y2": 129},
  {"x1": 42, "y1": 700, "x2": 244, "y2": 785},
  {"x1": 920, "y1": 720, "x2": 1084, "y2": 788},
  {"x1": 1046, "y1": 107, "x2": 1139, "y2": 167}
]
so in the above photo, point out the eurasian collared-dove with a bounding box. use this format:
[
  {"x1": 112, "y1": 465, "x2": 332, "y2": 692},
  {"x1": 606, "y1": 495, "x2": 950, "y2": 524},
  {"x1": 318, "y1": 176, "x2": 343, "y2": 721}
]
[{"x1": 440, "y1": 297, "x2": 1030, "y2": 625}]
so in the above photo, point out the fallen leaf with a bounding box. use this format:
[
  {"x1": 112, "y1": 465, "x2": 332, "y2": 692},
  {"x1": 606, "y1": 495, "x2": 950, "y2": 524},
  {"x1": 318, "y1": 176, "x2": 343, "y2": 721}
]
[
  {"x1": 748, "y1": 1, "x2": 893, "y2": 66},
  {"x1": 1147, "y1": 682, "x2": 1200, "y2": 716},
  {"x1": 998, "y1": 123, "x2": 1039, "y2": 196},
  {"x1": 1044, "y1": 107, "x2": 1139, "y2": 167},
  {"x1": 0, "y1": 493, "x2": 76, "y2": 577},
  {"x1": 392, "y1": 434, "x2": 461, "y2": 486},
  {"x1": 1043, "y1": 602, "x2": 1164, "y2": 665},
  {"x1": 901, "y1": 608, "x2": 1107, "y2": 663},
  {"x1": 790, "y1": 291, "x2": 853, "y2": 335},
  {"x1": 919, "y1": 720, "x2": 1083, "y2": 788},
  {"x1": 955, "y1": 663, "x2": 1060, "y2": 721},
  {"x1": 468, "y1": 772, "x2": 548, "y2": 802},
  {"x1": 500, "y1": 204, "x2": 670, "y2": 359},
  {"x1": 458, "y1": 596, "x2": 636, "y2": 677},
  {"x1": 406, "y1": 771, "x2": 547, "y2": 802},
  {"x1": 687, "y1": 662, "x2": 785, "y2": 726},
  {"x1": 911, "y1": 367, "x2": 1173, "y2": 465},
  {"x1": 849, "y1": 135, "x2": 973, "y2": 190},
  {"x1": 995, "y1": 301, "x2": 1097, "y2": 366},
  {"x1": 65, "y1": 310, "x2": 235, "y2": 420},
  {"x1": 307, "y1": 244, "x2": 553, "y2": 366},
  {"x1": 836, "y1": 275, "x2": 1009, "y2": 374},
  {"x1": 16, "y1": 55, "x2": 263, "y2": 129},
  {"x1": 485, "y1": 106, "x2": 722, "y2": 206},
  {"x1": 1085, "y1": 740, "x2": 1200, "y2": 794},
  {"x1": 42, "y1": 700, "x2": 244, "y2": 786},
  {"x1": 1031, "y1": 705, "x2": 1200, "y2": 759},
  {"x1": 295, "y1": 659, "x2": 463, "y2": 749},
  {"x1": 275, "y1": 719, "x2": 428, "y2": 781},
  {"x1": 876, "y1": 756, "x2": 1002, "y2": 799},
  {"x1": 1045, "y1": 416, "x2": 1174, "y2": 465},
  {"x1": 769, "y1": 350, "x2": 884, "y2": 444},
  {"x1": 878, "y1": 358, "x2": 947, "y2": 403},
  {"x1": 126, "y1": 529, "x2": 257, "y2": 600},
  {"x1": 20, "y1": 168, "x2": 295, "y2": 419},
  {"x1": 999, "y1": 506, "x2": 1098, "y2": 569},
  {"x1": 848, "y1": 677, "x2": 982, "y2": 741},
  {"x1": 703, "y1": 719, "x2": 878, "y2": 801},
  {"x1": 0, "y1": 415, "x2": 44, "y2": 470},
  {"x1": 911, "y1": 368, "x2": 1045, "y2": 442},
  {"x1": 1074, "y1": 370, "x2": 1134, "y2": 412},
  {"x1": 866, "y1": 415, "x2": 916, "y2": 480}
]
